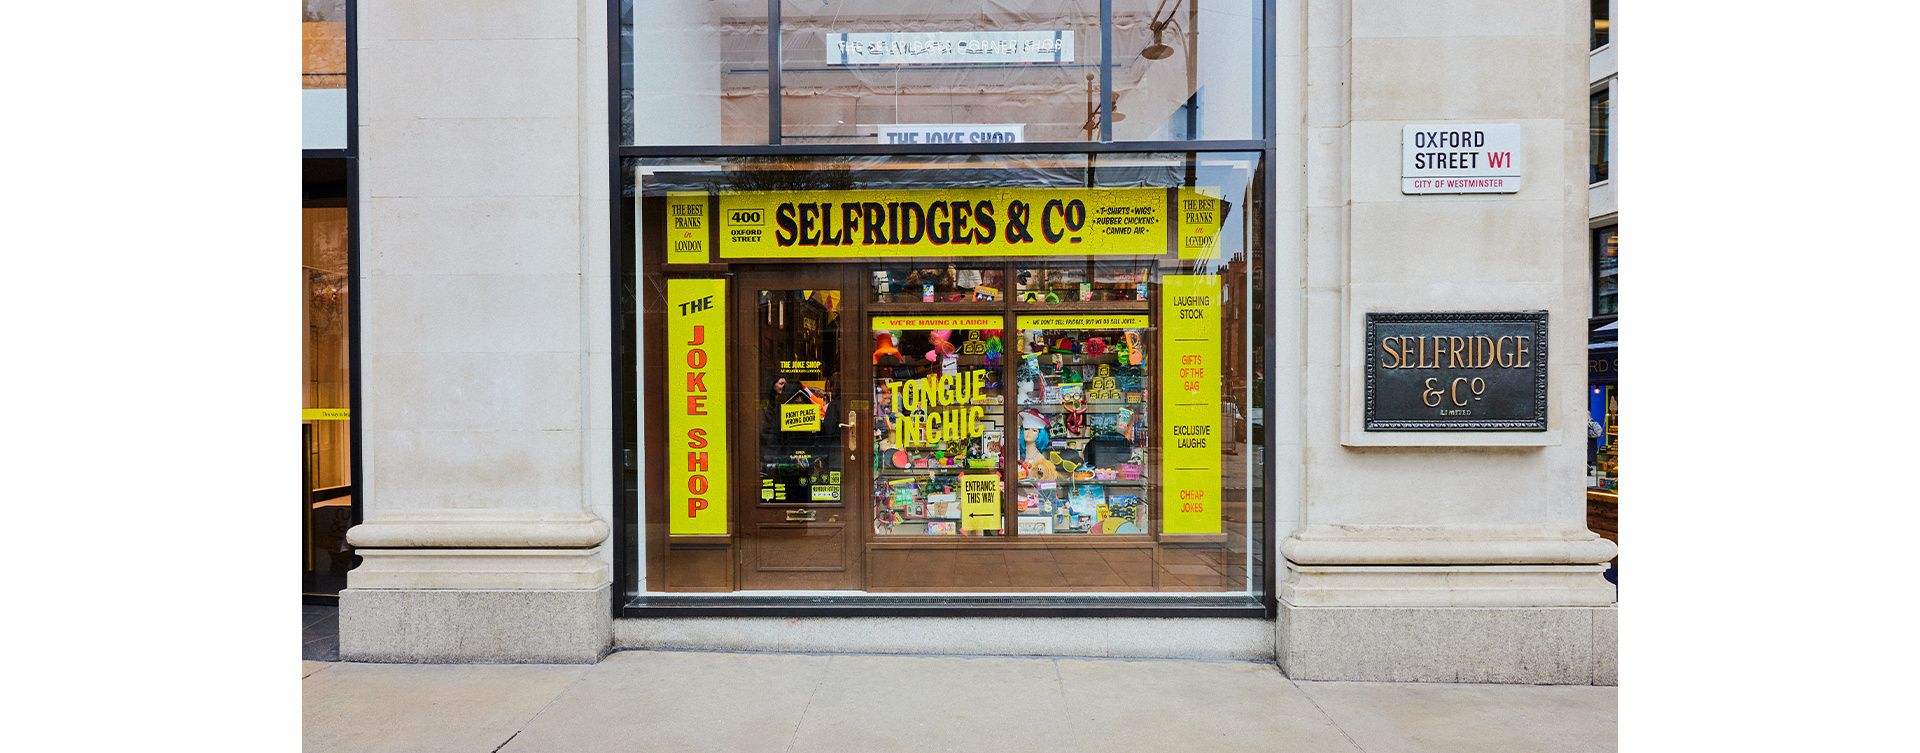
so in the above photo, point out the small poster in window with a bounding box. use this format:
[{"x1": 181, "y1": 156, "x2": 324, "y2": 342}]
[{"x1": 928, "y1": 492, "x2": 961, "y2": 519}]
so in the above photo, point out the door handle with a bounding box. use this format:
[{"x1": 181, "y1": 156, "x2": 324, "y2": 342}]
[
  {"x1": 838, "y1": 410, "x2": 857, "y2": 429},
  {"x1": 842, "y1": 410, "x2": 857, "y2": 454}
]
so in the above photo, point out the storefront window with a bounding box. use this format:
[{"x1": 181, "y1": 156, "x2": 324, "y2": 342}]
[
  {"x1": 304, "y1": 159, "x2": 353, "y2": 597},
  {"x1": 622, "y1": 0, "x2": 1263, "y2": 146},
  {"x1": 626, "y1": 149, "x2": 1262, "y2": 595},
  {"x1": 1013, "y1": 315, "x2": 1152, "y2": 535},
  {"x1": 872, "y1": 315, "x2": 1007, "y2": 536}
]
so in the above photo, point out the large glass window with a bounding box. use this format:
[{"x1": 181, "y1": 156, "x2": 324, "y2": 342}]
[
  {"x1": 621, "y1": 1, "x2": 1264, "y2": 146},
  {"x1": 303, "y1": 158, "x2": 354, "y2": 597},
  {"x1": 624, "y1": 150, "x2": 1263, "y2": 595},
  {"x1": 1589, "y1": 88, "x2": 1610, "y2": 184}
]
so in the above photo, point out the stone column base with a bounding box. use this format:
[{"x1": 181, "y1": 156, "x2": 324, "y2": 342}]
[
  {"x1": 340, "y1": 584, "x2": 613, "y2": 664},
  {"x1": 1276, "y1": 601, "x2": 1617, "y2": 685}
]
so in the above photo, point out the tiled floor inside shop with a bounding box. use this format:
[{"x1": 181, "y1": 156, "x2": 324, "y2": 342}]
[{"x1": 303, "y1": 604, "x2": 340, "y2": 662}]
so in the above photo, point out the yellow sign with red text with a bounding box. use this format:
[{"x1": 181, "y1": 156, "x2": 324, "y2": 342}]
[
  {"x1": 1159, "y1": 274, "x2": 1222, "y2": 534},
  {"x1": 668, "y1": 278, "x2": 729, "y2": 535},
  {"x1": 666, "y1": 192, "x2": 710, "y2": 264}
]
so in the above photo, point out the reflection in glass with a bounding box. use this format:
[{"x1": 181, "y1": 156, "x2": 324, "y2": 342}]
[
  {"x1": 1589, "y1": 90, "x2": 1610, "y2": 184},
  {"x1": 1593, "y1": 226, "x2": 1617, "y2": 316},
  {"x1": 756, "y1": 290, "x2": 845, "y2": 507},
  {"x1": 623, "y1": 1, "x2": 1262, "y2": 146},
  {"x1": 1591, "y1": 0, "x2": 1610, "y2": 50}
]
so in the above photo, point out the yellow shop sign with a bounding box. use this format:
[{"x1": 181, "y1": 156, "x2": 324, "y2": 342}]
[{"x1": 714, "y1": 187, "x2": 1172, "y2": 258}]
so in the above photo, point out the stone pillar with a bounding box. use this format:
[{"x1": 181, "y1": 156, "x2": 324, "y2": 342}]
[
  {"x1": 1278, "y1": 0, "x2": 1617, "y2": 684},
  {"x1": 341, "y1": 0, "x2": 613, "y2": 663}
]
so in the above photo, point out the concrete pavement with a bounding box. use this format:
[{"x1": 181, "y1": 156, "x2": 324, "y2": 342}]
[{"x1": 304, "y1": 650, "x2": 1616, "y2": 752}]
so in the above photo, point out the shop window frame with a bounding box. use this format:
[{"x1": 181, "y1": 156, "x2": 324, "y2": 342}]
[
  {"x1": 302, "y1": 0, "x2": 360, "y2": 604},
  {"x1": 606, "y1": 0, "x2": 1278, "y2": 618}
]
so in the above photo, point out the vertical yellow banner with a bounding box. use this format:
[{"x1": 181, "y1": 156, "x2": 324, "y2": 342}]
[
  {"x1": 666, "y1": 192, "x2": 709, "y2": 264},
  {"x1": 1176, "y1": 187, "x2": 1223, "y2": 259},
  {"x1": 668, "y1": 278, "x2": 728, "y2": 534},
  {"x1": 1160, "y1": 275, "x2": 1222, "y2": 534}
]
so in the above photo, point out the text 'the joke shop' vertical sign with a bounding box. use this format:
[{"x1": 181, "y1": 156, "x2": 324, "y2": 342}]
[{"x1": 669, "y1": 279, "x2": 729, "y2": 534}]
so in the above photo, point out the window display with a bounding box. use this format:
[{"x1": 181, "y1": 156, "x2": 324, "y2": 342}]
[
  {"x1": 629, "y1": 150, "x2": 1262, "y2": 596},
  {"x1": 871, "y1": 315, "x2": 1007, "y2": 535},
  {"x1": 1013, "y1": 315, "x2": 1152, "y2": 534}
]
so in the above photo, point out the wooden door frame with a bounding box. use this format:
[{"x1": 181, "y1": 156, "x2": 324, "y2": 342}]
[{"x1": 731, "y1": 265, "x2": 868, "y2": 590}]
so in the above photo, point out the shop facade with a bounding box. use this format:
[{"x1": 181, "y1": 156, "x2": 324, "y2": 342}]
[{"x1": 341, "y1": 0, "x2": 1617, "y2": 684}]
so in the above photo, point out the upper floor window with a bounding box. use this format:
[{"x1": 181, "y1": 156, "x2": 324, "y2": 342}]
[
  {"x1": 1591, "y1": 0, "x2": 1609, "y2": 50},
  {"x1": 621, "y1": 0, "x2": 1266, "y2": 147},
  {"x1": 1589, "y1": 88, "x2": 1610, "y2": 184},
  {"x1": 1593, "y1": 225, "x2": 1617, "y2": 317}
]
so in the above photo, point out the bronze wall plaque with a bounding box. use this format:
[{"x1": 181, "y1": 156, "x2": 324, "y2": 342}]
[{"x1": 1364, "y1": 311, "x2": 1548, "y2": 431}]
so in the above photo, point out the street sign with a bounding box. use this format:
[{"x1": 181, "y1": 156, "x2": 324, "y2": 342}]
[{"x1": 1401, "y1": 124, "x2": 1522, "y2": 194}]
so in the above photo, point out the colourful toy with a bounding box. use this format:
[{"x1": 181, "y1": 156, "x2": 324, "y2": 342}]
[
  {"x1": 872, "y1": 332, "x2": 902, "y2": 364},
  {"x1": 1062, "y1": 393, "x2": 1089, "y2": 436},
  {"x1": 1124, "y1": 331, "x2": 1144, "y2": 366},
  {"x1": 1083, "y1": 337, "x2": 1108, "y2": 357},
  {"x1": 1050, "y1": 336, "x2": 1076, "y2": 354},
  {"x1": 982, "y1": 332, "x2": 1004, "y2": 368},
  {"x1": 925, "y1": 329, "x2": 958, "y2": 361}
]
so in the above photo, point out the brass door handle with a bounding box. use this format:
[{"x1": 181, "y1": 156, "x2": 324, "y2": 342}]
[{"x1": 838, "y1": 410, "x2": 857, "y2": 429}]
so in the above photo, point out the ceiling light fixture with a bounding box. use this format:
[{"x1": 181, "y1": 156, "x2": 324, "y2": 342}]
[{"x1": 1142, "y1": 0, "x2": 1184, "y2": 60}]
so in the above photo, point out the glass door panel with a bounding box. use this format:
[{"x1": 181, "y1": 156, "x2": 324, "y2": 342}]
[{"x1": 738, "y1": 269, "x2": 863, "y2": 589}]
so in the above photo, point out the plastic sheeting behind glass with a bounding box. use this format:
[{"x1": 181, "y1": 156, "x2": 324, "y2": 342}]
[
  {"x1": 623, "y1": 1, "x2": 1262, "y2": 146},
  {"x1": 778, "y1": 0, "x2": 1256, "y2": 145},
  {"x1": 624, "y1": 0, "x2": 771, "y2": 145}
]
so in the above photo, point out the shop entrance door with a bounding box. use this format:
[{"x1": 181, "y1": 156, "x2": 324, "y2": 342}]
[{"x1": 734, "y1": 266, "x2": 866, "y2": 590}]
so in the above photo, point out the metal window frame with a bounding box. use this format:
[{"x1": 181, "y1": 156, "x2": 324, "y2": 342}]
[{"x1": 607, "y1": 0, "x2": 1278, "y2": 619}]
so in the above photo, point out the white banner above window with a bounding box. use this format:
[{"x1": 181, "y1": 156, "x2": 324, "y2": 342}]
[{"x1": 825, "y1": 31, "x2": 1074, "y2": 66}]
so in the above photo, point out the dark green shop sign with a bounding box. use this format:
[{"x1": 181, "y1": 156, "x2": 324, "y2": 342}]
[{"x1": 1365, "y1": 312, "x2": 1548, "y2": 431}]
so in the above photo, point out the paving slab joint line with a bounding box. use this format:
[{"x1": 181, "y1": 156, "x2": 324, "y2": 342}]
[
  {"x1": 492, "y1": 663, "x2": 595, "y2": 753},
  {"x1": 783, "y1": 660, "x2": 828, "y2": 753},
  {"x1": 1292, "y1": 680, "x2": 1371, "y2": 753},
  {"x1": 612, "y1": 646, "x2": 1271, "y2": 665}
]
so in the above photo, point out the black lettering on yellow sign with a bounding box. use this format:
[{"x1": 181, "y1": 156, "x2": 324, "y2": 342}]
[{"x1": 781, "y1": 403, "x2": 821, "y2": 432}]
